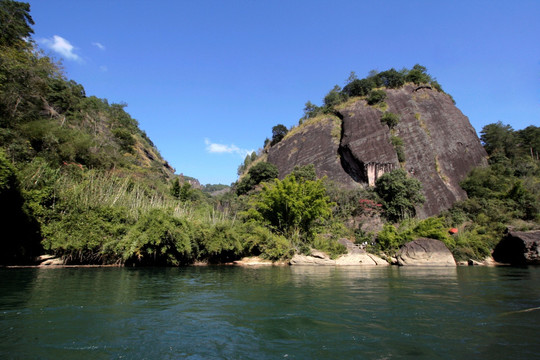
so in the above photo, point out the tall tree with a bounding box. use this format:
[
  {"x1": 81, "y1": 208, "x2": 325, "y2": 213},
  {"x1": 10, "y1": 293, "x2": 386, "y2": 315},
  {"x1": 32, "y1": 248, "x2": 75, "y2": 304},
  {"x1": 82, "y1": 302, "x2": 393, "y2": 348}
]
[
  {"x1": 271, "y1": 124, "x2": 288, "y2": 146},
  {"x1": 251, "y1": 175, "x2": 333, "y2": 238},
  {"x1": 480, "y1": 121, "x2": 516, "y2": 158},
  {"x1": 375, "y1": 169, "x2": 425, "y2": 222},
  {"x1": 0, "y1": 0, "x2": 34, "y2": 49}
]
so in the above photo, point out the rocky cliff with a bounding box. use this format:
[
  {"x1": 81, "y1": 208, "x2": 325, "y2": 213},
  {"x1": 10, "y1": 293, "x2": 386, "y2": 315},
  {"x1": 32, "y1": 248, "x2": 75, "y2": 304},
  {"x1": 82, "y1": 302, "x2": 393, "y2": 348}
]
[{"x1": 267, "y1": 84, "x2": 487, "y2": 217}]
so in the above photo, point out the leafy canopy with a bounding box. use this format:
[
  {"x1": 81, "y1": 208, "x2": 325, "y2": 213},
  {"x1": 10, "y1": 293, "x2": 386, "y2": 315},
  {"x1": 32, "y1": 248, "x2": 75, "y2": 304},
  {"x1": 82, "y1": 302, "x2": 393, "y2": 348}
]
[
  {"x1": 271, "y1": 124, "x2": 288, "y2": 146},
  {"x1": 0, "y1": 0, "x2": 34, "y2": 48},
  {"x1": 375, "y1": 169, "x2": 425, "y2": 222},
  {"x1": 249, "y1": 174, "x2": 333, "y2": 238},
  {"x1": 236, "y1": 161, "x2": 279, "y2": 195}
]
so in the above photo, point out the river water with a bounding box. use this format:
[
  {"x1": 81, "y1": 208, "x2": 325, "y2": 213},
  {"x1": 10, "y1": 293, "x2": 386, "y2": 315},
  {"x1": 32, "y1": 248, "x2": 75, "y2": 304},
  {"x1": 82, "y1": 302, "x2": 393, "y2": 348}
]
[{"x1": 1, "y1": 266, "x2": 539, "y2": 359}]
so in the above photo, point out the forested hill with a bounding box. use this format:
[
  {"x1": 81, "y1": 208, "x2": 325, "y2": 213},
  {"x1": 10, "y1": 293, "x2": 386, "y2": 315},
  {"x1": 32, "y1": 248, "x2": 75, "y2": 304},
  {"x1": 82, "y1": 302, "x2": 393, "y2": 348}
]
[
  {"x1": 0, "y1": 0, "x2": 177, "y2": 263},
  {"x1": 0, "y1": 13, "x2": 173, "y2": 179}
]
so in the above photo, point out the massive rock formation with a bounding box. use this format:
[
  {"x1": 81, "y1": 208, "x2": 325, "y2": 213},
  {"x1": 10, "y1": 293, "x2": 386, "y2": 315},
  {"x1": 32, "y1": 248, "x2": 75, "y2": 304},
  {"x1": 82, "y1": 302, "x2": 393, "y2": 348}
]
[{"x1": 267, "y1": 85, "x2": 487, "y2": 217}]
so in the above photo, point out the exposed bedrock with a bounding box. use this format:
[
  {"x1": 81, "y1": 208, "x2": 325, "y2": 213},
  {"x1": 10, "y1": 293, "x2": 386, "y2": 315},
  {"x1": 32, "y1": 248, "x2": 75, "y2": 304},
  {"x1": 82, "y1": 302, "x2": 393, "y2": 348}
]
[{"x1": 267, "y1": 85, "x2": 487, "y2": 217}]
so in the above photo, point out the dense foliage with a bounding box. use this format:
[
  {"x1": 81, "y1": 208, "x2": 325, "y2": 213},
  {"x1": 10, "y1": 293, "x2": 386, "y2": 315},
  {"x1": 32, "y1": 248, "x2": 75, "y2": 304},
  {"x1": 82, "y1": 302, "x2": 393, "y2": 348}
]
[
  {"x1": 375, "y1": 169, "x2": 425, "y2": 222},
  {"x1": 2, "y1": 2, "x2": 538, "y2": 266},
  {"x1": 235, "y1": 161, "x2": 279, "y2": 195}
]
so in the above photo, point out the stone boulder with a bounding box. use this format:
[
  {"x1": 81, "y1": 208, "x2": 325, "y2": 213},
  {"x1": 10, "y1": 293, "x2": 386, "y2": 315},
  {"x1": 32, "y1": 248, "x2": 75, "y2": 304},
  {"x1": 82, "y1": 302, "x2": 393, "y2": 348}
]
[
  {"x1": 492, "y1": 230, "x2": 540, "y2": 265},
  {"x1": 289, "y1": 242, "x2": 389, "y2": 266},
  {"x1": 396, "y1": 238, "x2": 456, "y2": 266},
  {"x1": 289, "y1": 253, "x2": 335, "y2": 265},
  {"x1": 335, "y1": 253, "x2": 388, "y2": 266},
  {"x1": 233, "y1": 257, "x2": 285, "y2": 266}
]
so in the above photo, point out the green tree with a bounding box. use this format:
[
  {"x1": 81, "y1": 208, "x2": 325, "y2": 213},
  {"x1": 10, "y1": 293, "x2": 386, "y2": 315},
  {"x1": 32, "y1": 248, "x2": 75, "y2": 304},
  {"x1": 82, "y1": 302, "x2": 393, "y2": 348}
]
[
  {"x1": 0, "y1": 46, "x2": 58, "y2": 125},
  {"x1": 250, "y1": 175, "x2": 333, "y2": 238},
  {"x1": 0, "y1": 0, "x2": 34, "y2": 49},
  {"x1": 179, "y1": 181, "x2": 193, "y2": 202},
  {"x1": 374, "y1": 68, "x2": 405, "y2": 89},
  {"x1": 323, "y1": 85, "x2": 348, "y2": 109},
  {"x1": 480, "y1": 121, "x2": 516, "y2": 158},
  {"x1": 342, "y1": 78, "x2": 375, "y2": 97},
  {"x1": 46, "y1": 78, "x2": 86, "y2": 114},
  {"x1": 236, "y1": 161, "x2": 279, "y2": 195},
  {"x1": 375, "y1": 169, "x2": 425, "y2": 222},
  {"x1": 516, "y1": 125, "x2": 540, "y2": 159},
  {"x1": 271, "y1": 124, "x2": 288, "y2": 146},
  {"x1": 170, "y1": 178, "x2": 181, "y2": 198},
  {"x1": 405, "y1": 64, "x2": 431, "y2": 85},
  {"x1": 302, "y1": 101, "x2": 321, "y2": 119},
  {"x1": 112, "y1": 127, "x2": 136, "y2": 153}
]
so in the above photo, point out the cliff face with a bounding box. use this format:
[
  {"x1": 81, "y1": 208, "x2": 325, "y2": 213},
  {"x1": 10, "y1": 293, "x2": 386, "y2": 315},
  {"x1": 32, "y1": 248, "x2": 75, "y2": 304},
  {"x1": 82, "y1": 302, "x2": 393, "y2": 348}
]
[
  {"x1": 267, "y1": 85, "x2": 487, "y2": 217},
  {"x1": 267, "y1": 117, "x2": 356, "y2": 187}
]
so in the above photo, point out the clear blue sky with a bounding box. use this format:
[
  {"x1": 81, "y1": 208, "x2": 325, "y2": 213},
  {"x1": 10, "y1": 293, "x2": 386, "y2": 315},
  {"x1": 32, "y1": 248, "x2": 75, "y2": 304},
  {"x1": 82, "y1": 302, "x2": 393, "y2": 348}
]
[{"x1": 27, "y1": 0, "x2": 540, "y2": 185}]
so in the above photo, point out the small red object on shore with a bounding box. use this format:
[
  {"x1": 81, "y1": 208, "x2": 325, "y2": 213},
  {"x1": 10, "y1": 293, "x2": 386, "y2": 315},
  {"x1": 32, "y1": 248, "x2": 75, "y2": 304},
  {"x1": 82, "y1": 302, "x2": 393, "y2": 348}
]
[{"x1": 449, "y1": 228, "x2": 458, "y2": 234}]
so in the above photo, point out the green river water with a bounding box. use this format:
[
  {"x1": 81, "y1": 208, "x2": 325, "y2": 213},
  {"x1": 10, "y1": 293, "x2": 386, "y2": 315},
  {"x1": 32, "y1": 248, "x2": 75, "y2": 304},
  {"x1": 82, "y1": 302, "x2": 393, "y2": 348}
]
[{"x1": 1, "y1": 266, "x2": 539, "y2": 359}]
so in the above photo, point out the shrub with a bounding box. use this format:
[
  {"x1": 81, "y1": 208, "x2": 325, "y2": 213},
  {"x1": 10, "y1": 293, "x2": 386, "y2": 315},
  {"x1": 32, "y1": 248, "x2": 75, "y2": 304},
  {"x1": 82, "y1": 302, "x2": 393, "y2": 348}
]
[
  {"x1": 122, "y1": 209, "x2": 193, "y2": 266},
  {"x1": 312, "y1": 234, "x2": 347, "y2": 259},
  {"x1": 197, "y1": 222, "x2": 244, "y2": 263},
  {"x1": 381, "y1": 112, "x2": 400, "y2": 129},
  {"x1": 390, "y1": 136, "x2": 405, "y2": 163},
  {"x1": 42, "y1": 206, "x2": 131, "y2": 264},
  {"x1": 376, "y1": 223, "x2": 402, "y2": 253},
  {"x1": 241, "y1": 221, "x2": 294, "y2": 260},
  {"x1": 367, "y1": 90, "x2": 387, "y2": 105}
]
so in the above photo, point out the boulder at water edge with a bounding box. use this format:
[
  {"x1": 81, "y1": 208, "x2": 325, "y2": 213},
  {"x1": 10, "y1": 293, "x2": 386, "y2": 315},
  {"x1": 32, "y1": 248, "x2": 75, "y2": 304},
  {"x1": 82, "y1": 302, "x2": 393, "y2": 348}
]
[
  {"x1": 396, "y1": 238, "x2": 456, "y2": 266},
  {"x1": 492, "y1": 230, "x2": 540, "y2": 265},
  {"x1": 289, "y1": 247, "x2": 388, "y2": 266}
]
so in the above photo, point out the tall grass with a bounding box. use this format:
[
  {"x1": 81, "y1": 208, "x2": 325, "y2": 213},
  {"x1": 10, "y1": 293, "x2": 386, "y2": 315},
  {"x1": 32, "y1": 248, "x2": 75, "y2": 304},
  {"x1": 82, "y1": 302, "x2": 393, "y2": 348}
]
[{"x1": 55, "y1": 170, "x2": 190, "y2": 219}]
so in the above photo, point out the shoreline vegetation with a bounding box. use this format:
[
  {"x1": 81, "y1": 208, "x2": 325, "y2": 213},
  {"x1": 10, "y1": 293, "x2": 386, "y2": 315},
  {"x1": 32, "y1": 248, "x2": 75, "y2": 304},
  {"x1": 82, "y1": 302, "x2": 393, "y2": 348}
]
[{"x1": 1, "y1": 1, "x2": 539, "y2": 268}]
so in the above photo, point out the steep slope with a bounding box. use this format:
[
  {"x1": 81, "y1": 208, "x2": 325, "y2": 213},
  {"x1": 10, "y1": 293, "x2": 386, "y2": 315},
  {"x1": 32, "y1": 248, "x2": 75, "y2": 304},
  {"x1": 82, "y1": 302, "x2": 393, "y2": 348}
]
[
  {"x1": 267, "y1": 116, "x2": 356, "y2": 187},
  {"x1": 267, "y1": 84, "x2": 487, "y2": 217}
]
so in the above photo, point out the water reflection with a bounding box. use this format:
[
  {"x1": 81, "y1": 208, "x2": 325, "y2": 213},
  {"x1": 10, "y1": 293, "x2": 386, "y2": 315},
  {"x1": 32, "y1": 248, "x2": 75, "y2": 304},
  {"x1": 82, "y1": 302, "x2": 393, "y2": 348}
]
[{"x1": 1, "y1": 266, "x2": 539, "y2": 359}]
